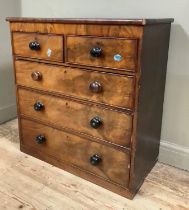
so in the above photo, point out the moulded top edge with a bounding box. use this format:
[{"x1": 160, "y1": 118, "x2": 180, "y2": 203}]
[{"x1": 6, "y1": 17, "x2": 174, "y2": 25}]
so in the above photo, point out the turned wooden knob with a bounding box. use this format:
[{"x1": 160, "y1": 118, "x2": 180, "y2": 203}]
[
  {"x1": 31, "y1": 71, "x2": 42, "y2": 81},
  {"x1": 90, "y1": 116, "x2": 103, "y2": 129},
  {"x1": 89, "y1": 81, "x2": 102, "y2": 93},
  {"x1": 90, "y1": 154, "x2": 102, "y2": 166},
  {"x1": 90, "y1": 47, "x2": 102, "y2": 57},
  {"x1": 34, "y1": 102, "x2": 44, "y2": 111},
  {"x1": 29, "y1": 41, "x2": 40, "y2": 51},
  {"x1": 35, "y1": 134, "x2": 46, "y2": 144}
]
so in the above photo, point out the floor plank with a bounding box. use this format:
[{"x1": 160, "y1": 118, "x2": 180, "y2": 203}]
[{"x1": 0, "y1": 119, "x2": 188, "y2": 210}]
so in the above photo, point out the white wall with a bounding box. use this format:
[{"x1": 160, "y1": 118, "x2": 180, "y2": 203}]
[
  {"x1": 0, "y1": 0, "x2": 21, "y2": 123},
  {"x1": 20, "y1": 0, "x2": 189, "y2": 170}
]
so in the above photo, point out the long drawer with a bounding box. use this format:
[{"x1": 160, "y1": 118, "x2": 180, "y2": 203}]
[
  {"x1": 20, "y1": 118, "x2": 130, "y2": 187},
  {"x1": 15, "y1": 60, "x2": 135, "y2": 110},
  {"x1": 12, "y1": 32, "x2": 63, "y2": 62},
  {"x1": 18, "y1": 88, "x2": 133, "y2": 148}
]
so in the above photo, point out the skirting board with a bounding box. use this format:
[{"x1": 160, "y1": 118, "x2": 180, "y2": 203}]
[
  {"x1": 159, "y1": 140, "x2": 189, "y2": 171},
  {"x1": 0, "y1": 104, "x2": 17, "y2": 124}
]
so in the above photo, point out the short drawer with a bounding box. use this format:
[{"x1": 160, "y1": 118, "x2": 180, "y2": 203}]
[
  {"x1": 12, "y1": 32, "x2": 63, "y2": 62},
  {"x1": 15, "y1": 60, "x2": 135, "y2": 109},
  {"x1": 66, "y1": 35, "x2": 137, "y2": 71},
  {"x1": 18, "y1": 88, "x2": 133, "y2": 148},
  {"x1": 20, "y1": 118, "x2": 130, "y2": 187}
]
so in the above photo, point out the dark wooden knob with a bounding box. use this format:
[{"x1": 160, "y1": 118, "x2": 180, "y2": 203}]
[
  {"x1": 29, "y1": 41, "x2": 40, "y2": 51},
  {"x1": 35, "y1": 134, "x2": 46, "y2": 144},
  {"x1": 90, "y1": 117, "x2": 102, "y2": 129},
  {"x1": 90, "y1": 154, "x2": 102, "y2": 166},
  {"x1": 31, "y1": 71, "x2": 42, "y2": 81},
  {"x1": 34, "y1": 102, "x2": 44, "y2": 111},
  {"x1": 90, "y1": 47, "x2": 102, "y2": 57},
  {"x1": 89, "y1": 81, "x2": 102, "y2": 93}
]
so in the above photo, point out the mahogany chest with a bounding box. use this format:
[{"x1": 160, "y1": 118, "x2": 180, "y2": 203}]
[{"x1": 7, "y1": 18, "x2": 173, "y2": 199}]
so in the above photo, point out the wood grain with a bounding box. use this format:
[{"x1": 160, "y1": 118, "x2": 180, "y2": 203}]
[
  {"x1": 9, "y1": 23, "x2": 144, "y2": 39},
  {"x1": 15, "y1": 60, "x2": 135, "y2": 110},
  {"x1": 0, "y1": 119, "x2": 188, "y2": 210},
  {"x1": 7, "y1": 18, "x2": 174, "y2": 199},
  {"x1": 17, "y1": 88, "x2": 133, "y2": 148},
  {"x1": 20, "y1": 118, "x2": 130, "y2": 187},
  {"x1": 12, "y1": 32, "x2": 63, "y2": 62},
  {"x1": 129, "y1": 24, "x2": 173, "y2": 192},
  {"x1": 66, "y1": 35, "x2": 137, "y2": 71}
]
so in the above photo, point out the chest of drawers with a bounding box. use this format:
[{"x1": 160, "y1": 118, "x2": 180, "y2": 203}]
[{"x1": 7, "y1": 18, "x2": 173, "y2": 199}]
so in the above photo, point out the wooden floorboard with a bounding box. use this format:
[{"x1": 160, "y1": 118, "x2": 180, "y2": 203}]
[{"x1": 0, "y1": 119, "x2": 188, "y2": 210}]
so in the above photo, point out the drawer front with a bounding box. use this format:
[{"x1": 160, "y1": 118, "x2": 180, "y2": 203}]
[
  {"x1": 18, "y1": 88, "x2": 133, "y2": 147},
  {"x1": 20, "y1": 118, "x2": 130, "y2": 187},
  {"x1": 12, "y1": 32, "x2": 63, "y2": 62},
  {"x1": 66, "y1": 35, "x2": 137, "y2": 71},
  {"x1": 15, "y1": 60, "x2": 135, "y2": 109}
]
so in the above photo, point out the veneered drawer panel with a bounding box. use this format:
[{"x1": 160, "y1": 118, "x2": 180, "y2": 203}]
[
  {"x1": 15, "y1": 60, "x2": 135, "y2": 109},
  {"x1": 66, "y1": 35, "x2": 137, "y2": 71},
  {"x1": 18, "y1": 88, "x2": 133, "y2": 148},
  {"x1": 12, "y1": 32, "x2": 63, "y2": 62},
  {"x1": 20, "y1": 118, "x2": 130, "y2": 187}
]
